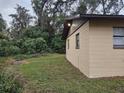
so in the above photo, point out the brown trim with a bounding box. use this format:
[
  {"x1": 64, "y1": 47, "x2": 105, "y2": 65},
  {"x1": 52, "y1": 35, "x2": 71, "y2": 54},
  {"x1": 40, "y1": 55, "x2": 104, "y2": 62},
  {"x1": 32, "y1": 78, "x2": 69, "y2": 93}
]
[{"x1": 67, "y1": 20, "x2": 88, "y2": 38}]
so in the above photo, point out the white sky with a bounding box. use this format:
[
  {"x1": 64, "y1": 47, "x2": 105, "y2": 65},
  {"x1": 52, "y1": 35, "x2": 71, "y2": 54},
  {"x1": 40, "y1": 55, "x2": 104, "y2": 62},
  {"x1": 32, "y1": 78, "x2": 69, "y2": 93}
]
[
  {"x1": 0, "y1": 0, "x2": 124, "y2": 27},
  {"x1": 0, "y1": 0, "x2": 35, "y2": 27}
]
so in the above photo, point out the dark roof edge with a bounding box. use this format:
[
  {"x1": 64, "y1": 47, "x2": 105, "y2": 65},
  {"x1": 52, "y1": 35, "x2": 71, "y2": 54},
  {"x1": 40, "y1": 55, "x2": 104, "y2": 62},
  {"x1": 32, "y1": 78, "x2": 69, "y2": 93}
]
[
  {"x1": 67, "y1": 19, "x2": 88, "y2": 38},
  {"x1": 65, "y1": 14, "x2": 124, "y2": 21},
  {"x1": 62, "y1": 14, "x2": 124, "y2": 39}
]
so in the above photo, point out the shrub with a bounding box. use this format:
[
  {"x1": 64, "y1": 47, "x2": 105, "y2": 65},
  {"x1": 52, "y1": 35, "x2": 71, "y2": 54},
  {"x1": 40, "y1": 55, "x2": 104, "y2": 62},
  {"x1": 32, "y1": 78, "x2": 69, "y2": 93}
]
[
  {"x1": 4, "y1": 46, "x2": 21, "y2": 56},
  {"x1": 35, "y1": 38, "x2": 48, "y2": 53},
  {"x1": 21, "y1": 38, "x2": 48, "y2": 54},
  {"x1": 0, "y1": 57, "x2": 8, "y2": 70},
  {"x1": 0, "y1": 33, "x2": 8, "y2": 39},
  {"x1": 0, "y1": 39, "x2": 21, "y2": 56},
  {"x1": 0, "y1": 39, "x2": 10, "y2": 47},
  {"x1": 13, "y1": 39, "x2": 24, "y2": 49},
  {"x1": 0, "y1": 37, "x2": 48, "y2": 56},
  {"x1": 23, "y1": 27, "x2": 49, "y2": 40},
  {"x1": 0, "y1": 46, "x2": 20, "y2": 56},
  {"x1": 51, "y1": 35, "x2": 65, "y2": 53},
  {"x1": 0, "y1": 70, "x2": 23, "y2": 93}
]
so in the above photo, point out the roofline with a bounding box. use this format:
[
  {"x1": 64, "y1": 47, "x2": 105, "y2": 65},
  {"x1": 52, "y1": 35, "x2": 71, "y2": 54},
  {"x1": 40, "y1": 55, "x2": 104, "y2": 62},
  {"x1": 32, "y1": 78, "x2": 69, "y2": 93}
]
[
  {"x1": 65, "y1": 14, "x2": 124, "y2": 21},
  {"x1": 67, "y1": 20, "x2": 88, "y2": 38},
  {"x1": 62, "y1": 14, "x2": 124, "y2": 39}
]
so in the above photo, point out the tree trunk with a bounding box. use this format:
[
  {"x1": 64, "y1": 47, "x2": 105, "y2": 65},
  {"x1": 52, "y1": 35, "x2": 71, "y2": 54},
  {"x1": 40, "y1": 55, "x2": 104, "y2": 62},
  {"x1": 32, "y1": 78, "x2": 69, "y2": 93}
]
[{"x1": 101, "y1": 0, "x2": 106, "y2": 15}]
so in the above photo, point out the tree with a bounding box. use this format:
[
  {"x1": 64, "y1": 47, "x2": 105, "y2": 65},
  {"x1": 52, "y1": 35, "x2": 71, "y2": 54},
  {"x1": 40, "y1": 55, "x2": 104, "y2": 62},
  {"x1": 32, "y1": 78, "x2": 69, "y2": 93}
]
[
  {"x1": 31, "y1": 0, "x2": 48, "y2": 27},
  {"x1": 32, "y1": 0, "x2": 76, "y2": 31},
  {"x1": 74, "y1": 0, "x2": 124, "y2": 15},
  {"x1": 9, "y1": 5, "x2": 33, "y2": 39},
  {"x1": 0, "y1": 14, "x2": 6, "y2": 32},
  {"x1": 99, "y1": 0, "x2": 124, "y2": 15},
  {"x1": 31, "y1": 0, "x2": 76, "y2": 44},
  {"x1": 76, "y1": 2, "x2": 87, "y2": 15},
  {"x1": 0, "y1": 13, "x2": 7, "y2": 40},
  {"x1": 72, "y1": 0, "x2": 100, "y2": 15}
]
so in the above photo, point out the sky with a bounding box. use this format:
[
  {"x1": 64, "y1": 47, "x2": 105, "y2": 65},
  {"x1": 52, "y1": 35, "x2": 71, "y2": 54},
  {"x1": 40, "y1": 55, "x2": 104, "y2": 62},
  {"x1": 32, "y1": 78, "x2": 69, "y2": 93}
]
[{"x1": 0, "y1": 0, "x2": 35, "y2": 27}]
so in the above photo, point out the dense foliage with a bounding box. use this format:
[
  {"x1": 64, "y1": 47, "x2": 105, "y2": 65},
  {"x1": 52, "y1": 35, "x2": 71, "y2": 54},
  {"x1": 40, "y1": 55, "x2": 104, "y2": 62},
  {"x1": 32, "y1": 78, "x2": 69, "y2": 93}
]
[
  {"x1": 74, "y1": 0, "x2": 124, "y2": 15},
  {"x1": 0, "y1": 0, "x2": 124, "y2": 56},
  {"x1": 0, "y1": 26, "x2": 65, "y2": 56},
  {"x1": 0, "y1": 40, "x2": 20, "y2": 56},
  {"x1": 0, "y1": 58, "x2": 23, "y2": 93},
  {"x1": 51, "y1": 35, "x2": 65, "y2": 53},
  {"x1": 0, "y1": 71, "x2": 23, "y2": 93},
  {"x1": 0, "y1": 14, "x2": 6, "y2": 32},
  {"x1": 20, "y1": 38, "x2": 48, "y2": 54}
]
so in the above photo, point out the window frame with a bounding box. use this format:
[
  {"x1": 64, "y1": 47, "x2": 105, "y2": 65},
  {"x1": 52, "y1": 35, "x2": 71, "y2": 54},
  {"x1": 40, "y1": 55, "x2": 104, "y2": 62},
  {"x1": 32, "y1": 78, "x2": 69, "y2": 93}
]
[
  {"x1": 113, "y1": 27, "x2": 124, "y2": 49},
  {"x1": 67, "y1": 39, "x2": 69, "y2": 49},
  {"x1": 76, "y1": 33, "x2": 80, "y2": 49}
]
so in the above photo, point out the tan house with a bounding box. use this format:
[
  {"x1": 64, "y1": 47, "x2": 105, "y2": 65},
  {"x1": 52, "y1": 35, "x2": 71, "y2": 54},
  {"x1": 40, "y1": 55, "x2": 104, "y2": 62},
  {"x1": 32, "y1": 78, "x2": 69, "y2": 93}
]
[{"x1": 63, "y1": 14, "x2": 124, "y2": 78}]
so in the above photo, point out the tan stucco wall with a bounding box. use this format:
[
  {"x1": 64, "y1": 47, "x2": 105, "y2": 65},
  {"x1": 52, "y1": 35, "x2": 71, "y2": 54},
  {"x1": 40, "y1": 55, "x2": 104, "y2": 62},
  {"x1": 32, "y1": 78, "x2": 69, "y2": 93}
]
[
  {"x1": 66, "y1": 18, "x2": 124, "y2": 78},
  {"x1": 66, "y1": 20, "x2": 89, "y2": 77},
  {"x1": 89, "y1": 19, "x2": 124, "y2": 78}
]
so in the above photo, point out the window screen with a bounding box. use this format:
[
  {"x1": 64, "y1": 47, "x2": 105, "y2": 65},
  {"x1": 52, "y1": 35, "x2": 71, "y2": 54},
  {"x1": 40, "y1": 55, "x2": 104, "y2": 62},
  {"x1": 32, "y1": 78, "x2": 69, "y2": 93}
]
[
  {"x1": 76, "y1": 33, "x2": 80, "y2": 49},
  {"x1": 113, "y1": 27, "x2": 124, "y2": 48},
  {"x1": 68, "y1": 39, "x2": 69, "y2": 49}
]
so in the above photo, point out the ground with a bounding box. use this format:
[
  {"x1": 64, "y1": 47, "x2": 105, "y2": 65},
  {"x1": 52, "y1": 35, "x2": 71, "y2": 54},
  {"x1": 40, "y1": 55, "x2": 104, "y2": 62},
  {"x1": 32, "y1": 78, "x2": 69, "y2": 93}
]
[{"x1": 1, "y1": 54, "x2": 124, "y2": 93}]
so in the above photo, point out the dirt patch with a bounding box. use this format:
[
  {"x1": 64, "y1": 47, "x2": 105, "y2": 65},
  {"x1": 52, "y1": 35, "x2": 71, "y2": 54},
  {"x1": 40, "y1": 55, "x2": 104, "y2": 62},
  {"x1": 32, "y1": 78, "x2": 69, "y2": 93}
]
[{"x1": 11, "y1": 60, "x2": 30, "y2": 65}]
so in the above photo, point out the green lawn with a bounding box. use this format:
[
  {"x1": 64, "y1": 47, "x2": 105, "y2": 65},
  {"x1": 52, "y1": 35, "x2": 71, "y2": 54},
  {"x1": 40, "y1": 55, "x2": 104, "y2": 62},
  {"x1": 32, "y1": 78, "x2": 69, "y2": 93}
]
[{"x1": 17, "y1": 54, "x2": 124, "y2": 93}]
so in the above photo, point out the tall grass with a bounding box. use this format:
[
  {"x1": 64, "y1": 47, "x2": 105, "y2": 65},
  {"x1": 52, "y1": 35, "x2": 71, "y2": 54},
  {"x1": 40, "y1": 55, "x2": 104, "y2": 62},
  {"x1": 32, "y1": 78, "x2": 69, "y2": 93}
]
[{"x1": 0, "y1": 57, "x2": 23, "y2": 93}]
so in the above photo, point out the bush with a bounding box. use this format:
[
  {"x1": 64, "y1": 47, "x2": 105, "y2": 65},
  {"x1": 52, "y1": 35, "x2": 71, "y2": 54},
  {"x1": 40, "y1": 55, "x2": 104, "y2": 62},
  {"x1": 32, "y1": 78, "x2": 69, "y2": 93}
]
[
  {"x1": 13, "y1": 39, "x2": 24, "y2": 49},
  {"x1": 51, "y1": 35, "x2": 65, "y2": 53},
  {"x1": 0, "y1": 37, "x2": 49, "y2": 56},
  {"x1": 0, "y1": 26, "x2": 66, "y2": 56},
  {"x1": 5, "y1": 46, "x2": 20, "y2": 56},
  {"x1": 0, "y1": 39, "x2": 21, "y2": 56},
  {"x1": 0, "y1": 46, "x2": 21, "y2": 56},
  {"x1": 23, "y1": 27, "x2": 49, "y2": 40},
  {"x1": 0, "y1": 33, "x2": 8, "y2": 39},
  {"x1": 21, "y1": 38, "x2": 48, "y2": 54},
  {"x1": 0, "y1": 39, "x2": 10, "y2": 47},
  {"x1": 0, "y1": 70, "x2": 23, "y2": 93}
]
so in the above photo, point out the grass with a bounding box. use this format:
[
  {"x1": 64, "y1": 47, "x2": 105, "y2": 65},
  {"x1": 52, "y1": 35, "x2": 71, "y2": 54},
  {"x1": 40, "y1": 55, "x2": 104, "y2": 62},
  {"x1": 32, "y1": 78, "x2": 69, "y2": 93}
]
[
  {"x1": 0, "y1": 57, "x2": 7, "y2": 64},
  {"x1": 16, "y1": 54, "x2": 124, "y2": 93},
  {"x1": 0, "y1": 57, "x2": 9, "y2": 69},
  {"x1": 0, "y1": 57, "x2": 23, "y2": 93}
]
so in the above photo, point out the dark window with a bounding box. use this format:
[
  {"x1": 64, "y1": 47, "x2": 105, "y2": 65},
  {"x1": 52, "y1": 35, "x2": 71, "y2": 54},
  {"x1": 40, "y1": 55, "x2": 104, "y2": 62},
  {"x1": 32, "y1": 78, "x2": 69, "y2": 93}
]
[
  {"x1": 113, "y1": 27, "x2": 124, "y2": 48},
  {"x1": 68, "y1": 39, "x2": 69, "y2": 49},
  {"x1": 76, "y1": 33, "x2": 80, "y2": 49}
]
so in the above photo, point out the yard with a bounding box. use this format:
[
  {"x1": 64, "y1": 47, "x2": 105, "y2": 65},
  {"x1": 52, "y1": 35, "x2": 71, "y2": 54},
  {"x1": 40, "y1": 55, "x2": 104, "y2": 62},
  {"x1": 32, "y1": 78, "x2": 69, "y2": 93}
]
[{"x1": 11, "y1": 54, "x2": 124, "y2": 93}]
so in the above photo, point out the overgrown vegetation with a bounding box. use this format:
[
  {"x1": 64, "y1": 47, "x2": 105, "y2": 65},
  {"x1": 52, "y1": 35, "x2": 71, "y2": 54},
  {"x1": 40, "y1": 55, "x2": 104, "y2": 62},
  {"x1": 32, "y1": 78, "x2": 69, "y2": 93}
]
[
  {"x1": 0, "y1": 26, "x2": 65, "y2": 56},
  {"x1": 0, "y1": 57, "x2": 8, "y2": 68},
  {"x1": 0, "y1": 58, "x2": 23, "y2": 93},
  {"x1": 0, "y1": 70, "x2": 23, "y2": 93}
]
